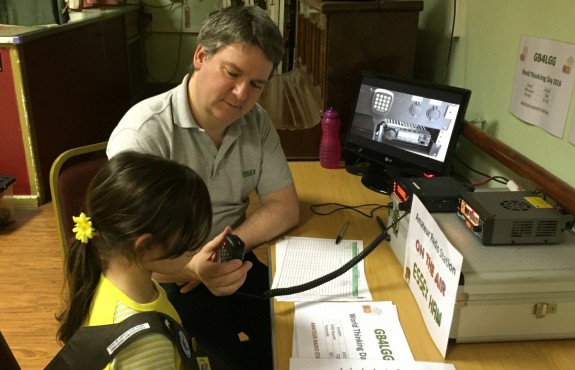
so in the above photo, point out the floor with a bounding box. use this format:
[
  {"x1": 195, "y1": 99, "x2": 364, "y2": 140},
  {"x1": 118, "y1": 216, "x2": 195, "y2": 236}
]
[{"x1": 0, "y1": 204, "x2": 63, "y2": 369}]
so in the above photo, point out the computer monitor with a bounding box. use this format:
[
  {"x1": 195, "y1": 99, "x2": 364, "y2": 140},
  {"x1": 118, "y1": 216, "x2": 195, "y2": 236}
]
[{"x1": 344, "y1": 71, "x2": 471, "y2": 194}]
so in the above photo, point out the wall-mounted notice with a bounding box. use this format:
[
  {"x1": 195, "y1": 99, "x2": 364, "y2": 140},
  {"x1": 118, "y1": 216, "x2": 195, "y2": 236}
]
[
  {"x1": 404, "y1": 195, "x2": 463, "y2": 358},
  {"x1": 510, "y1": 35, "x2": 575, "y2": 138}
]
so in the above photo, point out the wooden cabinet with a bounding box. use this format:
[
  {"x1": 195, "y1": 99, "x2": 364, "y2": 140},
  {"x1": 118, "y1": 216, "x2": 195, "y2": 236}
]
[
  {"x1": 260, "y1": 0, "x2": 423, "y2": 159},
  {"x1": 0, "y1": 6, "x2": 145, "y2": 205},
  {"x1": 0, "y1": 48, "x2": 30, "y2": 197}
]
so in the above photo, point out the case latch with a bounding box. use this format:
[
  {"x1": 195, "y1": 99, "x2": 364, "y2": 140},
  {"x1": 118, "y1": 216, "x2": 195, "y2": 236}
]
[{"x1": 533, "y1": 303, "x2": 557, "y2": 318}]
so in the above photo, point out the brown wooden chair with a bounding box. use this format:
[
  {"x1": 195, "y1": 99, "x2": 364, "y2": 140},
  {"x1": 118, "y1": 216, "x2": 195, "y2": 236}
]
[
  {"x1": 49, "y1": 142, "x2": 108, "y2": 256},
  {"x1": 0, "y1": 331, "x2": 21, "y2": 370}
]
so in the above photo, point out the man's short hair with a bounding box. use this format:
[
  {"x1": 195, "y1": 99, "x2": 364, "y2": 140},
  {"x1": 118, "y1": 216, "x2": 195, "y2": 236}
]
[{"x1": 194, "y1": 6, "x2": 285, "y2": 76}]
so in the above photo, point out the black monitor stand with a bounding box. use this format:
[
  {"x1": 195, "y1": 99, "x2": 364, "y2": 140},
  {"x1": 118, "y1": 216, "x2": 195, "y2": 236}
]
[{"x1": 360, "y1": 163, "x2": 394, "y2": 195}]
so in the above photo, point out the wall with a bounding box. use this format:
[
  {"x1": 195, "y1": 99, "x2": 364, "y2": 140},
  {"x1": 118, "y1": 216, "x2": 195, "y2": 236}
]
[
  {"x1": 142, "y1": 0, "x2": 218, "y2": 84},
  {"x1": 415, "y1": 0, "x2": 575, "y2": 190},
  {"x1": 141, "y1": 0, "x2": 287, "y2": 84}
]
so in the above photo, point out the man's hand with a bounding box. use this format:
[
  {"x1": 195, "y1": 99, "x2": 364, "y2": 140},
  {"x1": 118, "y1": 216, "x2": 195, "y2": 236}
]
[{"x1": 181, "y1": 227, "x2": 253, "y2": 296}]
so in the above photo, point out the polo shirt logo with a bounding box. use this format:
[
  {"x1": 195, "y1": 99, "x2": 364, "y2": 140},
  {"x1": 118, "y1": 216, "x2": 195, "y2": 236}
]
[{"x1": 242, "y1": 169, "x2": 256, "y2": 178}]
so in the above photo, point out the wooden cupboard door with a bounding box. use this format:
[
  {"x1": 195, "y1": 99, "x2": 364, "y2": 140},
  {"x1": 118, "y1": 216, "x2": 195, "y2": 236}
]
[
  {"x1": 21, "y1": 16, "x2": 130, "y2": 201},
  {"x1": 0, "y1": 47, "x2": 31, "y2": 195},
  {"x1": 324, "y1": 11, "x2": 420, "y2": 137}
]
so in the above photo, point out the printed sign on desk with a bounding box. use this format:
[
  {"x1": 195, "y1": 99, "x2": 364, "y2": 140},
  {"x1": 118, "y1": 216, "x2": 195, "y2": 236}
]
[
  {"x1": 403, "y1": 195, "x2": 463, "y2": 357},
  {"x1": 292, "y1": 301, "x2": 414, "y2": 361}
]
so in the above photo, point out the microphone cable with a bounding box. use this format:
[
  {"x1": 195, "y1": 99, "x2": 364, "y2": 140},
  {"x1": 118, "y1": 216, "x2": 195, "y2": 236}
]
[{"x1": 235, "y1": 211, "x2": 410, "y2": 299}]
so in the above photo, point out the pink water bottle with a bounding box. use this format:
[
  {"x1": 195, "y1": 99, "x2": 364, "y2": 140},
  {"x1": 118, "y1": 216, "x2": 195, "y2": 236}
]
[{"x1": 319, "y1": 107, "x2": 342, "y2": 169}]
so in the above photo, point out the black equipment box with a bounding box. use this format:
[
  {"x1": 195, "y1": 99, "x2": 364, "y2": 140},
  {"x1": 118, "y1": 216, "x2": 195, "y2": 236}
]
[
  {"x1": 392, "y1": 176, "x2": 471, "y2": 212},
  {"x1": 457, "y1": 191, "x2": 568, "y2": 245}
]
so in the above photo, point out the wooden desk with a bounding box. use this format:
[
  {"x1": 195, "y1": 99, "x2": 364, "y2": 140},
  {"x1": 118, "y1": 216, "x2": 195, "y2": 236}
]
[{"x1": 272, "y1": 162, "x2": 575, "y2": 370}]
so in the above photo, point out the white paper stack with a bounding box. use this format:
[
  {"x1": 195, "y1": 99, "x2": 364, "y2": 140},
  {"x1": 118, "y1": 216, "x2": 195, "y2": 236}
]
[
  {"x1": 271, "y1": 237, "x2": 372, "y2": 301},
  {"x1": 289, "y1": 301, "x2": 456, "y2": 370}
]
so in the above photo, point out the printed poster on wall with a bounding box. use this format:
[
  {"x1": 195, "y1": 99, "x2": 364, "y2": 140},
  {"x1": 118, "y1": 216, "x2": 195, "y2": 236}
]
[
  {"x1": 510, "y1": 35, "x2": 575, "y2": 138},
  {"x1": 403, "y1": 195, "x2": 463, "y2": 358}
]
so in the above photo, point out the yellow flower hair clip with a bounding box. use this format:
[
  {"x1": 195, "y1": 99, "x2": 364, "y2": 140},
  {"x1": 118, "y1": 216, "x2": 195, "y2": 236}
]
[{"x1": 72, "y1": 212, "x2": 95, "y2": 244}]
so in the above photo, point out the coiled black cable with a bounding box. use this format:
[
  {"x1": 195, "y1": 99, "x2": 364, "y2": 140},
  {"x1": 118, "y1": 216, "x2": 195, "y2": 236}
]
[
  {"x1": 263, "y1": 231, "x2": 388, "y2": 298},
  {"x1": 262, "y1": 211, "x2": 409, "y2": 298}
]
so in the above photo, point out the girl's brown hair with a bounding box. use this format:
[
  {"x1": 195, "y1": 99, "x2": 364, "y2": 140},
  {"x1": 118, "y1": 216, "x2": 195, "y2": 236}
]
[{"x1": 57, "y1": 151, "x2": 212, "y2": 343}]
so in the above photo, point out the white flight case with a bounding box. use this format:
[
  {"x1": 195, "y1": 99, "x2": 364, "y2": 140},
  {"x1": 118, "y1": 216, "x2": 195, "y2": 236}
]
[{"x1": 386, "y1": 196, "x2": 575, "y2": 343}]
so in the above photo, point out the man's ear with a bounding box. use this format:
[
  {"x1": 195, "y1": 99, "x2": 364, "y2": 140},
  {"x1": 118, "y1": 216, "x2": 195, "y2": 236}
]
[{"x1": 193, "y1": 46, "x2": 207, "y2": 70}]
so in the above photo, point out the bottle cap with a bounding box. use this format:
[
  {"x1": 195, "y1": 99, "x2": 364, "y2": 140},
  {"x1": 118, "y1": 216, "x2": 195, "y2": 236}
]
[{"x1": 324, "y1": 107, "x2": 338, "y2": 117}]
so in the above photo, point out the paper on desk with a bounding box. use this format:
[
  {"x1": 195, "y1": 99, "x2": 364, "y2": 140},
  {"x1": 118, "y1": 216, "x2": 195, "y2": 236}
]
[
  {"x1": 292, "y1": 301, "x2": 414, "y2": 361},
  {"x1": 289, "y1": 358, "x2": 456, "y2": 370},
  {"x1": 272, "y1": 237, "x2": 372, "y2": 301}
]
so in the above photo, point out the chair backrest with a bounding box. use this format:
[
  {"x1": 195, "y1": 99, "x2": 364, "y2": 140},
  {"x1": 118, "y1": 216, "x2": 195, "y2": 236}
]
[
  {"x1": 0, "y1": 331, "x2": 21, "y2": 370},
  {"x1": 49, "y1": 142, "x2": 108, "y2": 255}
]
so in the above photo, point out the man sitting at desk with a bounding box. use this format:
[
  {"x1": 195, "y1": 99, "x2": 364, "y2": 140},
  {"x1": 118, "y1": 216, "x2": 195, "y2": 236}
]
[{"x1": 106, "y1": 6, "x2": 300, "y2": 370}]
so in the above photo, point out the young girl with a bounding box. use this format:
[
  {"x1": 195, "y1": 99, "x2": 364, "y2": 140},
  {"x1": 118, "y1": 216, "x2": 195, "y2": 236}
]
[{"x1": 56, "y1": 151, "x2": 213, "y2": 369}]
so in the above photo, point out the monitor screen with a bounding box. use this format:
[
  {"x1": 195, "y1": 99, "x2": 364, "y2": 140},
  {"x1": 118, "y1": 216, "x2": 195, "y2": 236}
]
[{"x1": 344, "y1": 72, "x2": 471, "y2": 194}]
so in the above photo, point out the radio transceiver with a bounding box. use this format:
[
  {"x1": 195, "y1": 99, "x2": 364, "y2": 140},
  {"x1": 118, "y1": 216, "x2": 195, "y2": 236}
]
[
  {"x1": 457, "y1": 191, "x2": 568, "y2": 245},
  {"x1": 392, "y1": 176, "x2": 471, "y2": 213}
]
